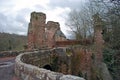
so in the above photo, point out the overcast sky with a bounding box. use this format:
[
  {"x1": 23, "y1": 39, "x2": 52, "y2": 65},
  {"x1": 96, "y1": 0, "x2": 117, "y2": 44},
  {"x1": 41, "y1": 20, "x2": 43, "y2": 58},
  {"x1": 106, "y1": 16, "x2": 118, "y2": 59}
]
[{"x1": 0, "y1": 0, "x2": 85, "y2": 36}]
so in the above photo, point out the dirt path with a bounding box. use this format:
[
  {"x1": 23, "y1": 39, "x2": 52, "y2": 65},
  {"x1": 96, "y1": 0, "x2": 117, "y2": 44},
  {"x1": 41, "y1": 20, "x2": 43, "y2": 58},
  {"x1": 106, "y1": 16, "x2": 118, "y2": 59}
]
[{"x1": 0, "y1": 57, "x2": 19, "y2": 80}]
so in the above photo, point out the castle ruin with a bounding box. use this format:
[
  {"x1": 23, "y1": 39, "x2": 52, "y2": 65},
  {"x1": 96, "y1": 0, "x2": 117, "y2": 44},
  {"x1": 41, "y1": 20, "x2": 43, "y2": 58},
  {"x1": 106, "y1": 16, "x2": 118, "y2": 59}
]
[
  {"x1": 26, "y1": 12, "x2": 113, "y2": 80},
  {"x1": 28, "y1": 12, "x2": 66, "y2": 49}
]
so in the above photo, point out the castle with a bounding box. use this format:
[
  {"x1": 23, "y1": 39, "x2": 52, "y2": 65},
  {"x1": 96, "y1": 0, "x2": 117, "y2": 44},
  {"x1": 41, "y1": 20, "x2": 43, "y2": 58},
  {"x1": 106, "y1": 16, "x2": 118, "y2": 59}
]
[
  {"x1": 3, "y1": 12, "x2": 111, "y2": 80},
  {"x1": 28, "y1": 12, "x2": 66, "y2": 49}
]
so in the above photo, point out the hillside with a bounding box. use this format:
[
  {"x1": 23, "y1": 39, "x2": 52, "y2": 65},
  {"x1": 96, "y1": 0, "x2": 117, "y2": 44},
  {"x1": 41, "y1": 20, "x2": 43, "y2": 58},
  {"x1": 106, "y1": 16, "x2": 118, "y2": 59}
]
[{"x1": 0, "y1": 32, "x2": 27, "y2": 51}]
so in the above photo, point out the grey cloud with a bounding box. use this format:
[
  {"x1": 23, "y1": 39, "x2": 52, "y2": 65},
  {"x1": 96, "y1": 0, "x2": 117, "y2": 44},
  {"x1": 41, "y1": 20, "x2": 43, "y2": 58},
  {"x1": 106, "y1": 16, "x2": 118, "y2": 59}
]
[
  {"x1": 10, "y1": 10, "x2": 30, "y2": 35},
  {"x1": 15, "y1": 8, "x2": 31, "y2": 22},
  {"x1": 0, "y1": 0, "x2": 24, "y2": 34},
  {"x1": 0, "y1": 0, "x2": 32, "y2": 34},
  {"x1": 0, "y1": 8, "x2": 31, "y2": 35},
  {"x1": 0, "y1": 13, "x2": 8, "y2": 31},
  {"x1": 48, "y1": 0, "x2": 83, "y2": 9}
]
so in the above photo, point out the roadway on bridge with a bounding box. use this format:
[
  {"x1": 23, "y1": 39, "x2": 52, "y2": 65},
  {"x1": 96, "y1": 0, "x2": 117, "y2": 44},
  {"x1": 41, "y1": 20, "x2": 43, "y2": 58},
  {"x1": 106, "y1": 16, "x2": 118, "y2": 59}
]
[{"x1": 0, "y1": 57, "x2": 19, "y2": 80}]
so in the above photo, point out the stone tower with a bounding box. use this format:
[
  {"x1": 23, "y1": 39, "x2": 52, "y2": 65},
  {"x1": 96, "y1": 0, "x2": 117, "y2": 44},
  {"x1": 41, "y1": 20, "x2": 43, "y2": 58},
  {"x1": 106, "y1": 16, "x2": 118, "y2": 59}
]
[
  {"x1": 28, "y1": 12, "x2": 46, "y2": 49},
  {"x1": 93, "y1": 13, "x2": 104, "y2": 65}
]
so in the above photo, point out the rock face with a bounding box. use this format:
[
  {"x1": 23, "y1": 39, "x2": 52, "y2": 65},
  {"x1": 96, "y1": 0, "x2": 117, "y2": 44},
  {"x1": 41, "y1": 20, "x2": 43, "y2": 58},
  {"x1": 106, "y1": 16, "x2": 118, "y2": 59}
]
[{"x1": 28, "y1": 12, "x2": 66, "y2": 49}]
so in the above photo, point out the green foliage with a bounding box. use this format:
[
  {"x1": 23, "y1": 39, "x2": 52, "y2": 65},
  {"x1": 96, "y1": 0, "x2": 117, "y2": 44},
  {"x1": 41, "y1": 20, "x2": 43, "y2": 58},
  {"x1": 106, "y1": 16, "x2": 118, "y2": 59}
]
[
  {"x1": 103, "y1": 47, "x2": 120, "y2": 79},
  {"x1": 51, "y1": 56, "x2": 59, "y2": 71},
  {"x1": 103, "y1": 48, "x2": 116, "y2": 71}
]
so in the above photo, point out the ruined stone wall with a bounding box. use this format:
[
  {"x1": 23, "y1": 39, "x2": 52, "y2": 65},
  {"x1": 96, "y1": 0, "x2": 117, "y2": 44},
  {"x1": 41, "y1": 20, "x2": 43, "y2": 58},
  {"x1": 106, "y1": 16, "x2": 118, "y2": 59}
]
[
  {"x1": 15, "y1": 50, "x2": 85, "y2": 80},
  {"x1": 71, "y1": 46, "x2": 93, "y2": 80},
  {"x1": 20, "y1": 48, "x2": 71, "y2": 74},
  {"x1": 54, "y1": 29, "x2": 66, "y2": 41},
  {"x1": 28, "y1": 12, "x2": 46, "y2": 49},
  {"x1": 55, "y1": 39, "x2": 93, "y2": 47},
  {"x1": 55, "y1": 35, "x2": 66, "y2": 41},
  {"x1": 28, "y1": 12, "x2": 67, "y2": 50},
  {"x1": 46, "y1": 21, "x2": 60, "y2": 48},
  {"x1": 26, "y1": 12, "x2": 113, "y2": 80}
]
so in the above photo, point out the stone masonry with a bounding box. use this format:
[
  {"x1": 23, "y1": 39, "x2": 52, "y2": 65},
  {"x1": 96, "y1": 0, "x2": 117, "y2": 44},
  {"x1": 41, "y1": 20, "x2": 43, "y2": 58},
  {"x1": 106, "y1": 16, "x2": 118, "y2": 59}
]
[
  {"x1": 26, "y1": 12, "x2": 112, "y2": 80},
  {"x1": 28, "y1": 12, "x2": 46, "y2": 49},
  {"x1": 28, "y1": 12, "x2": 66, "y2": 50},
  {"x1": 93, "y1": 13, "x2": 104, "y2": 66},
  {"x1": 15, "y1": 49, "x2": 85, "y2": 80}
]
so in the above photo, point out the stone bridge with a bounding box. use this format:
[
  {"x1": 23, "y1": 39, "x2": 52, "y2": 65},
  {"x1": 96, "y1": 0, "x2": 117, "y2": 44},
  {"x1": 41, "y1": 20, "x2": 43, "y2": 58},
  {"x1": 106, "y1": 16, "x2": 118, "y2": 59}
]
[{"x1": 15, "y1": 48, "x2": 85, "y2": 80}]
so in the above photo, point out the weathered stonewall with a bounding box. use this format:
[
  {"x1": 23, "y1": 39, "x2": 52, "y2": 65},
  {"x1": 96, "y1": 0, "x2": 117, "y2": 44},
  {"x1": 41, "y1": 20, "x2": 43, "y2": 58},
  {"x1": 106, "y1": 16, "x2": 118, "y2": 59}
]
[
  {"x1": 15, "y1": 50, "x2": 85, "y2": 80},
  {"x1": 28, "y1": 12, "x2": 66, "y2": 50}
]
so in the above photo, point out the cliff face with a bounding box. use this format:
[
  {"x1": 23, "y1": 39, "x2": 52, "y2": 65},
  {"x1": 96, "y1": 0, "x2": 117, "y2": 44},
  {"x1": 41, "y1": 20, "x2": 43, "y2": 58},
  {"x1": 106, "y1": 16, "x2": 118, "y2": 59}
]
[{"x1": 28, "y1": 12, "x2": 66, "y2": 49}]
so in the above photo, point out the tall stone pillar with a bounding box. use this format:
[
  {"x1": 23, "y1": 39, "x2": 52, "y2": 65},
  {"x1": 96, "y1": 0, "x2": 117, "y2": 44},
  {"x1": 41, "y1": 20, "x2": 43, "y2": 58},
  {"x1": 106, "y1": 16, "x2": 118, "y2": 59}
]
[
  {"x1": 28, "y1": 12, "x2": 46, "y2": 49},
  {"x1": 93, "y1": 13, "x2": 104, "y2": 66}
]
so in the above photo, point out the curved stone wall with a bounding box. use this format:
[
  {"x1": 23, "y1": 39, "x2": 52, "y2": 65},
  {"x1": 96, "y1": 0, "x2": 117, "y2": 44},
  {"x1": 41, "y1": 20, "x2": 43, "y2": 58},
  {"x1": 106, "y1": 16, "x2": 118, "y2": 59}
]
[
  {"x1": 21, "y1": 51, "x2": 51, "y2": 68},
  {"x1": 15, "y1": 50, "x2": 85, "y2": 80}
]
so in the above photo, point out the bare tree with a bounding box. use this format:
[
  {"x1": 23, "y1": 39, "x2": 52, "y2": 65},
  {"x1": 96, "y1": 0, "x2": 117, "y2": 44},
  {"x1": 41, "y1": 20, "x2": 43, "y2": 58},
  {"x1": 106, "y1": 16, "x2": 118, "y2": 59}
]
[
  {"x1": 65, "y1": 0, "x2": 107, "y2": 40},
  {"x1": 66, "y1": 9, "x2": 93, "y2": 40}
]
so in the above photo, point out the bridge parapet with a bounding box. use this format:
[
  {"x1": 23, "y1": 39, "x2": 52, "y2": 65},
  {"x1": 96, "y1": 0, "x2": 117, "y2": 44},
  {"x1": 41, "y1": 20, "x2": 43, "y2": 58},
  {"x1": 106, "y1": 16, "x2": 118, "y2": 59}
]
[{"x1": 15, "y1": 48, "x2": 85, "y2": 80}]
